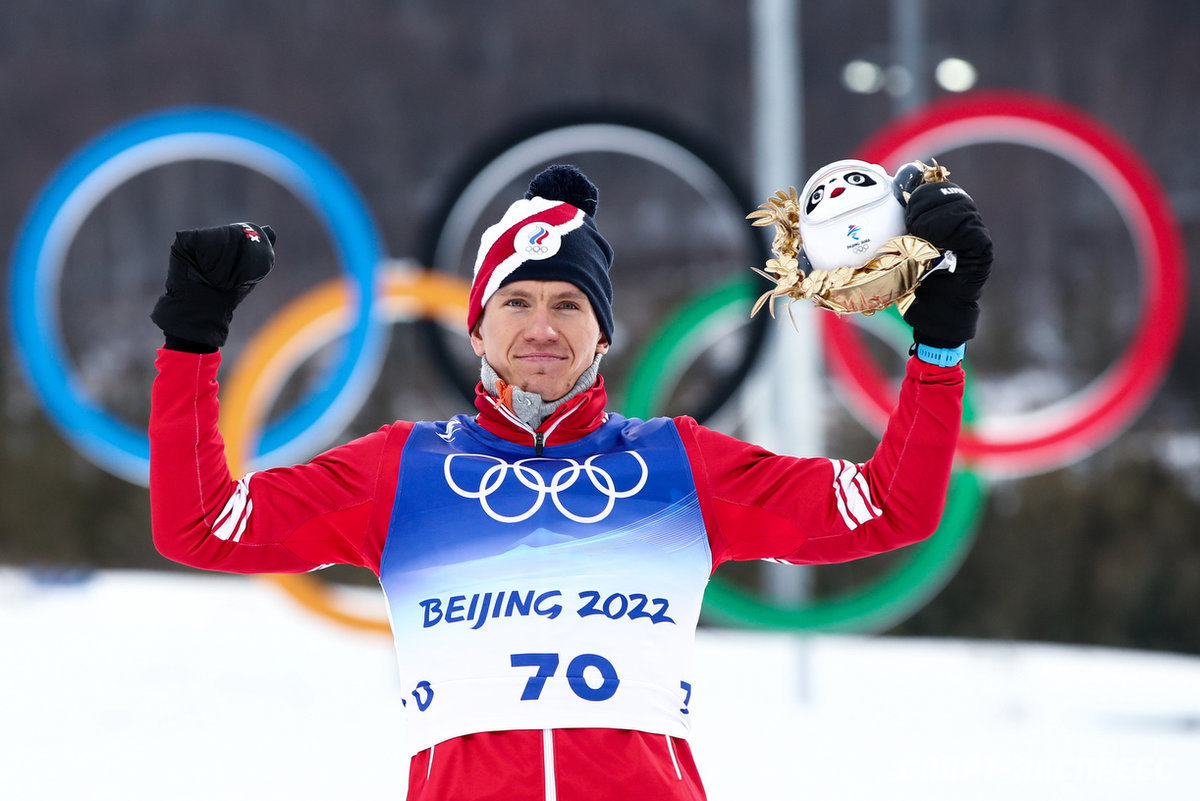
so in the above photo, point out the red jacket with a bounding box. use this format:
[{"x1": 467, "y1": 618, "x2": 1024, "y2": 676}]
[{"x1": 149, "y1": 348, "x2": 963, "y2": 800}]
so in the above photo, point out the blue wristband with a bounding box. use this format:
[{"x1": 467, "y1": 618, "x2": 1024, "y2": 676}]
[{"x1": 915, "y1": 342, "x2": 966, "y2": 366}]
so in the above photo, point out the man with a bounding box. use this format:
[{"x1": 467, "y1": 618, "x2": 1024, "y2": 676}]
[{"x1": 149, "y1": 164, "x2": 991, "y2": 800}]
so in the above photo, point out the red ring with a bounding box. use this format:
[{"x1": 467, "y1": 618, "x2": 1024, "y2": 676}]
[{"x1": 823, "y1": 91, "x2": 1187, "y2": 476}]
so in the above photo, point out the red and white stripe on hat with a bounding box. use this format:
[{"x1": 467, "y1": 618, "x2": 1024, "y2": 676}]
[{"x1": 467, "y1": 197, "x2": 587, "y2": 331}]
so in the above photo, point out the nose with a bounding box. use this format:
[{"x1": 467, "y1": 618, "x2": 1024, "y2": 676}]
[
  {"x1": 524, "y1": 305, "x2": 559, "y2": 340},
  {"x1": 831, "y1": 186, "x2": 845, "y2": 198}
]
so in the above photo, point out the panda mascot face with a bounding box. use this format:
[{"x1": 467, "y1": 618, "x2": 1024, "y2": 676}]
[{"x1": 799, "y1": 159, "x2": 907, "y2": 273}]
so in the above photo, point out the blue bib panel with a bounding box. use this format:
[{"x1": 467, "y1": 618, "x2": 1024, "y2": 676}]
[{"x1": 379, "y1": 414, "x2": 712, "y2": 755}]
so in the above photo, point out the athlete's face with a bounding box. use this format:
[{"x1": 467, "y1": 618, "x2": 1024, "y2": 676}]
[{"x1": 471, "y1": 280, "x2": 609, "y2": 401}]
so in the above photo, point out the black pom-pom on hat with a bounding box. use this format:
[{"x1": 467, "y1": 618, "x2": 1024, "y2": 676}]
[{"x1": 525, "y1": 164, "x2": 599, "y2": 217}]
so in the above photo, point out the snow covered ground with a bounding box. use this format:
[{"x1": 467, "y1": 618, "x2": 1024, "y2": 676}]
[{"x1": 2, "y1": 568, "x2": 1197, "y2": 800}]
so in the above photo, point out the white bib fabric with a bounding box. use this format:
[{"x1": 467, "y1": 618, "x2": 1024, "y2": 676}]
[{"x1": 379, "y1": 415, "x2": 712, "y2": 756}]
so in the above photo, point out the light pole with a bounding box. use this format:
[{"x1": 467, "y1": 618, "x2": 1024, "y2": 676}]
[{"x1": 747, "y1": 0, "x2": 819, "y2": 608}]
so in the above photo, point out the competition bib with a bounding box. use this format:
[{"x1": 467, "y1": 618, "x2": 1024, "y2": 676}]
[{"x1": 379, "y1": 415, "x2": 712, "y2": 755}]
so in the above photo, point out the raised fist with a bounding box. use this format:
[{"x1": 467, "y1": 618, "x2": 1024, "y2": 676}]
[
  {"x1": 902, "y1": 183, "x2": 993, "y2": 348},
  {"x1": 150, "y1": 222, "x2": 276, "y2": 350}
]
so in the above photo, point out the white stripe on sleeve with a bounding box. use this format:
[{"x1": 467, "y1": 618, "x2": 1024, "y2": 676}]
[
  {"x1": 211, "y1": 472, "x2": 256, "y2": 542},
  {"x1": 830, "y1": 459, "x2": 882, "y2": 530}
]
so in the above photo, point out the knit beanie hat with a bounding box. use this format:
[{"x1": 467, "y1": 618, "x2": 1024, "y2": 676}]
[{"x1": 466, "y1": 165, "x2": 615, "y2": 342}]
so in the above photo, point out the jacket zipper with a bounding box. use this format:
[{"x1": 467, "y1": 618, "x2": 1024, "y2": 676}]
[{"x1": 484, "y1": 392, "x2": 586, "y2": 456}]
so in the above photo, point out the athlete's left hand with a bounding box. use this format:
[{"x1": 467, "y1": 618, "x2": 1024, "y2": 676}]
[{"x1": 902, "y1": 182, "x2": 993, "y2": 348}]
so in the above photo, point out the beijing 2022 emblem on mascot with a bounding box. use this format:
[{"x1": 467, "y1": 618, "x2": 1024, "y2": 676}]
[{"x1": 749, "y1": 158, "x2": 956, "y2": 319}]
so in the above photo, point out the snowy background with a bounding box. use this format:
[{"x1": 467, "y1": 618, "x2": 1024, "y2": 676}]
[{"x1": 3, "y1": 568, "x2": 1197, "y2": 800}]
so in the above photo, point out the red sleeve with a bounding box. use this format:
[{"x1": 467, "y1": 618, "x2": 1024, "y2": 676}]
[
  {"x1": 148, "y1": 347, "x2": 410, "y2": 576},
  {"x1": 675, "y1": 356, "x2": 963, "y2": 571}
]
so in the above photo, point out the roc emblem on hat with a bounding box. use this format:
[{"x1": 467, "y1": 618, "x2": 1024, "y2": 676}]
[{"x1": 467, "y1": 164, "x2": 615, "y2": 342}]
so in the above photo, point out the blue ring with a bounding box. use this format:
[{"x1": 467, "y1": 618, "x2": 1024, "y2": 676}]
[{"x1": 8, "y1": 107, "x2": 385, "y2": 484}]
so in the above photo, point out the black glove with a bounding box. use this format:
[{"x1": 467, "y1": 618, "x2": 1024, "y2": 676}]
[
  {"x1": 902, "y1": 182, "x2": 993, "y2": 348},
  {"x1": 150, "y1": 222, "x2": 276, "y2": 351}
]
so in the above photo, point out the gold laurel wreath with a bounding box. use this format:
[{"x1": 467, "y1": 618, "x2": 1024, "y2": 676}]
[{"x1": 748, "y1": 160, "x2": 950, "y2": 322}]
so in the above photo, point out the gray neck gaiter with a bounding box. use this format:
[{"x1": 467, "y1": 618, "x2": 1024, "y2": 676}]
[{"x1": 480, "y1": 354, "x2": 604, "y2": 428}]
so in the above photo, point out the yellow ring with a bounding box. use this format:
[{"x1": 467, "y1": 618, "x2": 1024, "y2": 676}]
[{"x1": 220, "y1": 265, "x2": 470, "y2": 633}]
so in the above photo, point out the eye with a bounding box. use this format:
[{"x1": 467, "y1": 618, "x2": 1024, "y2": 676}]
[
  {"x1": 806, "y1": 185, "x2": 825, "y2": 215},
  {"x1": 843, "y1": 171, "x2": 877, "y2": 188},
  {"x1": 556, "y1": 300, "x2": 581, "y2": 311}
]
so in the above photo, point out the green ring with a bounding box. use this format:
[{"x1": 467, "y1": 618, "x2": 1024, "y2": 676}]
[{"x1": 620, "y1": 281, "x2": 985, "y2": 632}]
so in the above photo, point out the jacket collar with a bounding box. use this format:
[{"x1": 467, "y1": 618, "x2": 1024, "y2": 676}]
[{"x1": 473, "y1": 375, "x2": 610, "y2": 447}]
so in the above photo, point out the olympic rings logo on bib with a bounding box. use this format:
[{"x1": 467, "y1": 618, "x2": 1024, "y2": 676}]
[{"x1": 444, "y1": 452, "x2": 649, "y2": 524}]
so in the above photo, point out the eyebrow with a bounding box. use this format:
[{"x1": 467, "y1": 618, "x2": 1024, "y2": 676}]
[{"x1": 495, "y1": 286, "x2": 588, "y2": 302}]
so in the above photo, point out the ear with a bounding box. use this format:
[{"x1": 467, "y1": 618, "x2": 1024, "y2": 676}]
[
  {"x1": 470, "y1": 324, "x2": 486, "y2": 357},
  {"x1": 595, "y1": 336, "x2": 610, "y2": 355}
]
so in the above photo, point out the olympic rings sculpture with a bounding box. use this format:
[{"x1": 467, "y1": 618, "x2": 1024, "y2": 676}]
[{"x1": 7, "y1": 92, "x2": 1186, "y2": 632}]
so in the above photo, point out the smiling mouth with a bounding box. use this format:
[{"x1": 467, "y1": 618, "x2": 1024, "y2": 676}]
[{"x1": 516, "y1": 353, "x2": 567, "y2": 362}]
